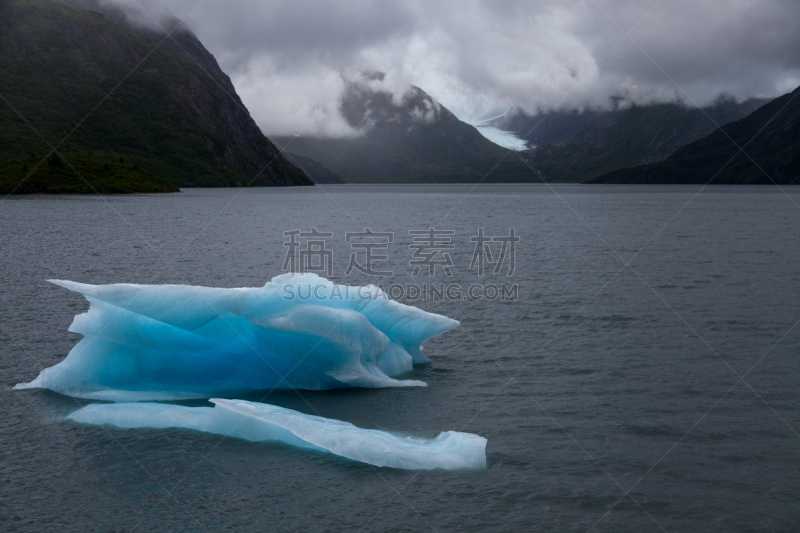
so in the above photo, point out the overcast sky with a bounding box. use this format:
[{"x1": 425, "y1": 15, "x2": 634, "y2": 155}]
[{"x1": 125, "y1": 0, "x2": 800, "y2": 136}]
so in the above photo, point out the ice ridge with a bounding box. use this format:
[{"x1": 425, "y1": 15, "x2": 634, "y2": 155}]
[
  {"x1": 68, "y1": 399, "x2": 487, "y2": 470},
  {"x1": 14, "y1": 273, "x2": 459, "y2": 401}
]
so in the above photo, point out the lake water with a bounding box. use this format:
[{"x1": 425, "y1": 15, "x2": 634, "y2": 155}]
[{"x1": 2, "y1": 184, "x2": 799, "y2": 532}]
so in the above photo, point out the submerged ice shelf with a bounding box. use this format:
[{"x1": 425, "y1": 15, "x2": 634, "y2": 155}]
[
  {"x1": 15, "y1": 273, "x2": 459, "y2": 401},
  {"x1": 68, "y1": 399, "x2": 487, "y2": 470}
]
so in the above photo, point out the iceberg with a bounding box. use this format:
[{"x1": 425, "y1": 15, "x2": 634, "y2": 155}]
[
  {"x1": 68, "y1": 399, "x2": 487, "y2": 470},
  {"x1": 15, "y1": 273, "x2": 459, "y2": 401}
]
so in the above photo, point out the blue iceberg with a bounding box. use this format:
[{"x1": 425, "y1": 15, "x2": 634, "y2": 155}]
[
  {"x1": 15, "y1": 274, "x2": 459, "y2": 401},
  {"x1": 68, "y1": 399, "x2": 487, "y2": 470}
]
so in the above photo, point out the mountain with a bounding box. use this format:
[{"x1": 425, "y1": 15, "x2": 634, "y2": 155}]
[
  {"x1": 273, "y1": 74, "x2": 534, "y2": 183},
  {"x1": 523, "y1": 97, "x2": 771, "y2": 182},
  {"x1": 0, "y1": 154, "x2": 179, "y2": 194},
  {"x1": 589, "y1": 86, "x2": 800, "y2": 184},
  {"x1": 60, "y1": 0, "x2": 236, "y2": 92},
  {"x1": 487, "y1": 107, "x2": 604, "y2": 147},
  {"x1": 283, "y1": 153, "x2": 344, "y2": 184},
  {"x1": 0, "y1": 0, "x2": 312, "y2": 190}
]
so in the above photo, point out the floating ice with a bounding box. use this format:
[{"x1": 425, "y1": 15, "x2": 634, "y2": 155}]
[
  {"x1": 15, "y1": 273, "x2": 458, "y2": 401},
  {"x1": 68, "y1": 399, "x2": 487, "y2": 470}
]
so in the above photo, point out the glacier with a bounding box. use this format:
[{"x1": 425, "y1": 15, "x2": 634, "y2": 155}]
[
  {"x1": 68, "y1": 399, "x2": 487, "y2": 470},
  {"x1": 15, "y1": 273, "x2": 459, "y2": 401}
]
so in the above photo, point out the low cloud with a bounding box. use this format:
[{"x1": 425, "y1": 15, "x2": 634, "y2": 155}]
[{"x1": 104, "y1": 0, "x2": 800, "y2": 136}]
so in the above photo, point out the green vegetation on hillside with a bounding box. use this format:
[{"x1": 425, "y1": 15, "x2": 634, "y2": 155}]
[
  {"x1": 0, "y1": 0, "x2": 311, "y2": 189},
  {"x1": 0, "y1": 155, "x2": 179, "y2": 194},
  {"x1": 590, "y1": 86, "x2": 800, "y2": 184}
]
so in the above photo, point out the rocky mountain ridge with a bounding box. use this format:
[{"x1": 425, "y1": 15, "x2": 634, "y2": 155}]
[
  {"x1": 274, "y1": 74, "x2": 534, "y2": 183},
  {"x1": 0, "y1": 0, "x2": 312, "y2": 189},
  {"x1": 590, "y1": 86, "x2": 800, "y2": 184}
]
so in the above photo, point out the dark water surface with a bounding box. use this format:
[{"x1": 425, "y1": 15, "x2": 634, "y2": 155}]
[{"x1": 2, "y1": 184, "x2": 799, "y2": 532}]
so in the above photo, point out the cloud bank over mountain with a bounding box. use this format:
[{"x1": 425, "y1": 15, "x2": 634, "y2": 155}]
[{"x1": 108, "y1": 0, "x2": 800, "y2": 136}]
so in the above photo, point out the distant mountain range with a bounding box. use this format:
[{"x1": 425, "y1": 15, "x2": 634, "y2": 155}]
[
  {"x1": 5, "y1": 1, "x2": 794, "y2": 190},
  {"x1": 276, "y1": 73, "x2": 785, "y2": 184},
  {"x1": 499, "y1": 97, "x2": 770, "y2": 182},
  {"x1": 590, "y1": 85, "x2": 800, "y2": 184},
  {"x1": 282, "y1": 152, "x2": 344, "y2": 184},
  {"x1": 274, "y1": 73, "x2": 534, "y2": 183},
  {"x1": 0, "y1": 0, "x2": 311, "y2": 192},
  {"x1": 486, "y1": 107, "x2": 604, "y2": 147}
]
